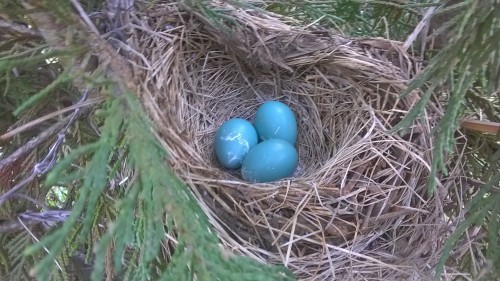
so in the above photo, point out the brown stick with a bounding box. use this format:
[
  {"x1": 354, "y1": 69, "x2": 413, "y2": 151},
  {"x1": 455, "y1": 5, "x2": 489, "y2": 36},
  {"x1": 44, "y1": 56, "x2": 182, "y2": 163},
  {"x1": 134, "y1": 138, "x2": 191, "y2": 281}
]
[
  {"x1": 460, "y1": 119, "x2": 500, "y2": 134},
  {"x1": 0, "y1": 97, "x2": 104, "y2": 142}
]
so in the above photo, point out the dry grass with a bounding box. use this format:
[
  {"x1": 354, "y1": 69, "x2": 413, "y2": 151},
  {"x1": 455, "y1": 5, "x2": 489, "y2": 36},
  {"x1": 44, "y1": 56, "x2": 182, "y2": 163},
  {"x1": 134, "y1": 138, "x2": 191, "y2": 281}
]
[{"x1": 124, "y1": 1, "x2": 468, "y2": 280}]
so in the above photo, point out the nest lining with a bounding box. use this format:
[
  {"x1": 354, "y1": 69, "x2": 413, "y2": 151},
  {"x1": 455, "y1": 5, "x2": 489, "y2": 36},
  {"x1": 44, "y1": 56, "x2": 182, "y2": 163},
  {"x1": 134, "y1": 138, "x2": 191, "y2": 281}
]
[{"x1": 128, "y1": 2, "x2": 465, "y2": 280}]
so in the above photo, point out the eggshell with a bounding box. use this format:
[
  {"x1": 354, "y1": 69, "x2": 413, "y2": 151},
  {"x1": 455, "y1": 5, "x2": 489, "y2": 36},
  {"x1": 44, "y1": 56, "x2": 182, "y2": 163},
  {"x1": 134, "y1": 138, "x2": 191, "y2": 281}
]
[
  {"x1": 241, "y1": 139, "x2": 298, "y2": 183},
  {"x1": 253, "y1": 101, "x2": 297, "y2": 145},
  {"x1": 215, "y1": 118, "x2": 258, "y2": 169}
]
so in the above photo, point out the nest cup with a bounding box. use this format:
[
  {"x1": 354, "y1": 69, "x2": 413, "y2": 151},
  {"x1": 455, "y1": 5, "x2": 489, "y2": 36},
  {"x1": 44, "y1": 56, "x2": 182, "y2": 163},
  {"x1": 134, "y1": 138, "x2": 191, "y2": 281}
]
[{"x1": 133, "y1": 2, "x2": 463, "y2": 280}]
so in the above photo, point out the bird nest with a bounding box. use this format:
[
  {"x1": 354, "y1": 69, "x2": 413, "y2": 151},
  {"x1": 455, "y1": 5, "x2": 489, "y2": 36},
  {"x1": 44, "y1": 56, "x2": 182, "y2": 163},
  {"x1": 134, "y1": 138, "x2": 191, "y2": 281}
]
[{"x1": 130, "y1": 2, "x2": 464, "y2": 280}]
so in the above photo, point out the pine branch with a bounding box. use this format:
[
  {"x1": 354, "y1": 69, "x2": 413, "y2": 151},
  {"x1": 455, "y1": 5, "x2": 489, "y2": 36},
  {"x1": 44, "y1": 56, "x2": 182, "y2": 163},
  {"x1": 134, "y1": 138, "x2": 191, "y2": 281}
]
[
  {"x1": 5, "y1": 1, "x2": 496, "y2": 280},
  {"x1": 0, "y1": 107, "x2": 88, "y2": 172},
  {"x1": 391, "y1": 0, "x2": 500, "y2": 194},
  {"x1": 0, "y1": 92, "x2": 92, "y2": 206},
  {"x1": 8, "y1": 2, "x2": 295, "y2": 280}
]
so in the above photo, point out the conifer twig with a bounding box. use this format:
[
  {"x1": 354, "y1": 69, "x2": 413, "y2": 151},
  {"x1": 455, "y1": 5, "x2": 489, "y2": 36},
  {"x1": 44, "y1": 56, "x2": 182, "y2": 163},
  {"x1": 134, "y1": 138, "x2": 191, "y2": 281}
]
[
  {"x1": 19, "y1": 210, "x2": 71, "y2": 228},
  {"x1": 0, "y1": 91, "x2": 90, "y2": 206},
  {"x1": 0, "y1": 97, "x2": 104, "y2": 141},
  {"x1": 0, "y1": 106, "x2": 91, "y2": 171},
  {"x1": 0, "y1": 210, "x2": 71, "y2": 233}
]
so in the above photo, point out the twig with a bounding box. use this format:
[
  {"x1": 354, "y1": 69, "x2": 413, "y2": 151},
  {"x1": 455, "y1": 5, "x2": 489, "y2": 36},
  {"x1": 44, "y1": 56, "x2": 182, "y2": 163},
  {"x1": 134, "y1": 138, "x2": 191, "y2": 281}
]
[
  {"x1": 0, "y1": 173, "x2": 39, "y2": 207},
  {"x1": 0, "y1": 19, "x2": 41, "y2": 37},
  {"x1": 402, "y1": 6, "x2": 437, "y2": 51},
  {"x1": 0, "y1": 109, "x2": 85, "y2": 170},
  {"x1": 19, "y1": 210, "x2": 71, "y2": 228},
  {"x1": 18, "y1": 217, "x2": 64, "y2": 272},
  {"x1": 14, "y1": 193, "x2": 50, "y2": 211},
  {"x1": 70, "y1": 0, "x2": 101, "y2": 35},
  {"x1": 0, "y1": 210, "x2": 71, "y2": 233},
  {"x1": 0, "y1": 97, "x2": 104, "y2": 141},
  {"x1": 0, "y1": 218, "x2": 37, "y2": 233},
  {"x1": 460, "y1": 119, "x2": 500, "y2": 134},
  {"x1": 0, "y1": 91, "x2": 91, "y2": 207}
]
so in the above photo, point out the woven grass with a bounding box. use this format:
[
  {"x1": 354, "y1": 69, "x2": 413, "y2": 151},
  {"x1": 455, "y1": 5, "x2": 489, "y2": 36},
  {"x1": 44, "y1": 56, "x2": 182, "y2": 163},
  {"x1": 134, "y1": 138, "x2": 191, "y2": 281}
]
[{"x1": 128, "y1": 1, "x2": 466, "y2": 280}]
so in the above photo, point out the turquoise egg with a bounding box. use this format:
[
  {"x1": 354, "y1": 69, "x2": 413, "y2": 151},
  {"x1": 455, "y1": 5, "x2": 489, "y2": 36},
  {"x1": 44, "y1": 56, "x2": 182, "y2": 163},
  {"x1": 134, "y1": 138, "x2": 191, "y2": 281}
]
[
  {"x1": 253, "y1": 101, "x2": 297, "y2": 145},
  {"x1": 215, "y1": 118, "x2": 258, "y2": 169},
  {"x1": 241, "y1": 139, "x2": 298, "y2": 183}
]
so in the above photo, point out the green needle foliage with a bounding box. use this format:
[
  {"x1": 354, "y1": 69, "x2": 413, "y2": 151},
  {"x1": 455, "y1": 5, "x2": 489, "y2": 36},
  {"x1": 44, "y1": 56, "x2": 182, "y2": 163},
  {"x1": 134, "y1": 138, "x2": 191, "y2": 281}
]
[
  {"x1": 1, "y1": 0, "x2": 499, "y2": 280},
  {"x1": 266, "y1": 0, "x2": 431, "y2": 39},
  {"x1": 1, "y1": 1, "x2": 295, "y2": 280},
  {"x1": 180, "y1": 0, "x2": 500, "y2": 279},
  {"x1": 24, "y1": 88, "x2": 294, "y2": 280},
  {"x1": 386, "y1": 0, "x2": 499, "y2": 278},
  {"x1": 391, "y1": 0, "x2": 499, "y2": 195}
]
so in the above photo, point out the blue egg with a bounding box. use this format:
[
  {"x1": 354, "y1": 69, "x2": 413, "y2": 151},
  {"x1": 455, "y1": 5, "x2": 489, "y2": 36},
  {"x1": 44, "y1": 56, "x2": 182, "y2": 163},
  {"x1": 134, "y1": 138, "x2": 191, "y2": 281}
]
[
  {"x1": 253, "y1": 101, "x2": 297, "y2": 145},
  {"x1": 215, "y1": 118, "x2": 258, "y2": 169},
  {"x1": 241, "y1": 139, "x2": 298, "y2": 183}
]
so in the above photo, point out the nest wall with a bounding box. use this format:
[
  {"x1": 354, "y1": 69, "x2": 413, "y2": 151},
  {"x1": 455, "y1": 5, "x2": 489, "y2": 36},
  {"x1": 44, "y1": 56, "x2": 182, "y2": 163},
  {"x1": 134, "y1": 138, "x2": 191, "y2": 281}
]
[{"x1": 129, "y1": 2, "x2": 464, "y2": 280}]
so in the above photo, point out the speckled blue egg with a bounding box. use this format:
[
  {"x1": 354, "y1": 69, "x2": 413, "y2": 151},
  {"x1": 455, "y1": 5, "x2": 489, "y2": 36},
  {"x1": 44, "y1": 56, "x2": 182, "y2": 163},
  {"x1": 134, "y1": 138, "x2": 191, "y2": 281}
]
[
  {"x1": 253, "y1": 101, "x2": 297, "y2": 145},
  {"x1": 241, "y1": 139, "x2": 298, "y2": 183},
  {"x1": 215, "y1": 118, "x2": 258, "y2": 169}
]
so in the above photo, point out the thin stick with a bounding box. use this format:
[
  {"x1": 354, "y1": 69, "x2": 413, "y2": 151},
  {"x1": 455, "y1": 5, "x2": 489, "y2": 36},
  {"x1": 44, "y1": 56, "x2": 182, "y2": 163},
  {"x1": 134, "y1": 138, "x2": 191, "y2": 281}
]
[
  {"x1": 18, "y1": 217, "x2": 64, "y2": 272},
  {"x1": 0, "y1": 19, "x2": 41, "y2": 37},
  {"x1": 0, "y1": 97, "x2": 103, "y2": 141},
  {"x1": 0, "y1": 92, "x2": 91, "y2": 206},
  {"x1": 460, "y1": 119, "x2": 500, "y2": 134},
  {"x1": 402, "y1": 6, "x2": 437, "y2": 51},
  {"x1": 0, "y1": 107, "x2": 89, "y2": 171},
  {"x1": 70, "y1": 0, "x2": 100, "y2": 35},
  {"x1": 0, "y1": 172, "x2": 38, "y2": 206}
]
